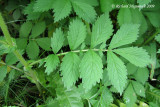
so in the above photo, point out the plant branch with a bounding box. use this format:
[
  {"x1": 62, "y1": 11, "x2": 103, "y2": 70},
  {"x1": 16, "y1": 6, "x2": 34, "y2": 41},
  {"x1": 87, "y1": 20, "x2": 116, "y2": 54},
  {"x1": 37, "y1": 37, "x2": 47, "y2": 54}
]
[
  {"x1": 0, "y1": 13, "x2": 42, "y2": 95},
  {"x1": 29, "y1": 48, "x2": 108, "y2": 66}
]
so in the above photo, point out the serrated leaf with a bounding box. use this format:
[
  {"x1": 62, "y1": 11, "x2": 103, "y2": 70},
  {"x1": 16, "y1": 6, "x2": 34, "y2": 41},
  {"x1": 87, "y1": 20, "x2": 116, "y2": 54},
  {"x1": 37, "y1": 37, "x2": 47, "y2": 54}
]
[
  {"x1": 133, "y1": 68, "x2": 149, "y2": 84},
  {"x1": 0, "y1": 66, "x2": 7, "y2": 82},
  {"x1": 34, "y1": 0, "x2": 55, "y2": 12},
  {"x1": 36, "y1": 37, "x2": 51, "y2": 51},
  {"x1": 100, "y1": 87, "x2": 113, "y2": 107},
  {"x1": 16, "y1": 38, "x2": 28, "y2": 50},
  {"x1": 100, "y1": 0, "x2": 114, "y2": 13},
  {"x1": 107, "y1": 51, "x2": 127, "y2": 94},
  {"x1": 73, "y1": 0, "x2": 98, "y2": 6},
  {"x1": 80, "y1": 50, "x2": 103, "y2": 91},
  {"x1": 31, "y1": 21, "x2": 46, "y2": 38},
  {"x1": 24, "y1": 2, "x2": 41, "y2": 20},
  {"x1": 61, "y1": 52, "x2": 80, "y2": 89},
  {"x1": 68, "y1": 19, "x2": 86, "y2": 50},
  {"x1": 71, "y1": 0, "x2": 97, "y2": 23},
  {"x1": 6, "y1": 53, "x2": 18, "y2": 65},
  {"x1": 26, "y1": 40, "x2": 39, "y2": 59},
  {"x1": 44, "y1": 54, "x2": 60, "y2": 75},
  {"x1": 114, "y1": 47, "x2": 150, "y2": 67},
  {"x1": 19, "y1": 21, "x2": 32, "y2": 37},
  {"x1": 53, "y1": 0, "x2": 72, "y2": 22},
  {"x1": 123, "y1": 83, "x2": 137, "y2": 106},
  {"x1": 51, "y1": 28, "x2": 65, "y2": 54},
  {"x1": 109, "y1": 24, "x2": 140, "y2": 49},
  {"x1": 132, "y1": 81, "x2": 145, "y2": 97},
  {"x1": 126, "y1": 63, "x2": 138, "y2": 75},
  {"x1": 91, "y1": 13, "x2": 113, "y2": 48},
  {"x1": 56, "y1": 86, "x2": 83, "y2": 107},
  {"x1": 117, "y1": 8, "x2": 147, "y2": 35}
]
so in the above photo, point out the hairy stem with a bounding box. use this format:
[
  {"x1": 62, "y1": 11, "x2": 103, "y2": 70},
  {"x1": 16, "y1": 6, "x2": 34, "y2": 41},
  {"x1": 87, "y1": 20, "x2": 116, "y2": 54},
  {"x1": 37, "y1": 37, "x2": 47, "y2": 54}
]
[{"x1": 0, "y1": 13, "x2": 42, "y2": 95}]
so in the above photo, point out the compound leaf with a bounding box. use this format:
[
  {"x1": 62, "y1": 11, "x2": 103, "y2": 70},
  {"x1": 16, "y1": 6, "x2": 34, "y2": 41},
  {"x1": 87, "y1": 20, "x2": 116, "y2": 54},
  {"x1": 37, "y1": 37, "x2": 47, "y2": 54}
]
[
  {"x1": 80, "y1": 50, "x2": 103, "y2": 91},
  {"x1": 107, "y1": 51, "x2": 127, "y2": 94},
  {"x1": 26, "y1": 40, "x2": 39, "y2": 59},
  {"x1": 61, "y1": 52, "x2": 80, "y2": 89},
  {"x1": 68, "y1": 19, "x2": 86, "y2": 50},
  {"x1": 44, "y1": 54, "x2": 60, "y2": 75},
  {"x1": 91, "y1": 13, "x2": 113, "y2": 48},
  {"x1": 114, "y1": 47, "x2": 150, "y2": 67},
  {"x1": 51, "y1": 28, "x2": 65, "y2": 54},
  {"x1": 109, "y1": 24, "x2": 140, "y2": 49},
  {"x1": 71, "y1": 0, "x2": 97, "y2": 23}
]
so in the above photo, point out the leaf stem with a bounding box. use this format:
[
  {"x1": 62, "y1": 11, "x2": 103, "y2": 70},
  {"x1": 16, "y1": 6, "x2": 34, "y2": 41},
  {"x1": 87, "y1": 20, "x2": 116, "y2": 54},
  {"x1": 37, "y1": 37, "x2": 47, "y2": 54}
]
[
  {"x1": 29, "y1": 49, "x2": 108, "y2": 66},
  {"x1": 0, "y1": 62, "x2": 24, "y2": 72},
  {"x1": 142, "y1": 29, "x2": 160, "y2": 46}
]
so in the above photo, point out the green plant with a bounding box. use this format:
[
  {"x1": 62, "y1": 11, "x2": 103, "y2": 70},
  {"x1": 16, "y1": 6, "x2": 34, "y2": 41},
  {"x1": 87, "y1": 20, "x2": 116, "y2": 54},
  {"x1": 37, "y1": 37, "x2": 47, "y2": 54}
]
[{"x1": 0, "y1": 0, "x2": 160, "y2": 106}]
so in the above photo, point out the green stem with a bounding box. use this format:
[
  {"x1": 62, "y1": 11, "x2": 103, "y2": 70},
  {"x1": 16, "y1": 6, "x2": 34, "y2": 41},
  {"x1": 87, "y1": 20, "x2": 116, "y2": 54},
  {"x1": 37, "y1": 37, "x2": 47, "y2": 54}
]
[
  {"x1": 0, "y1": 13, "x2": 13, "y2": 46},
  {"x1": 142, "y1": 29, "x2": 160, "y2": 46},
  {"x1": 0, "y1": 62, "x2": 24, "y2": 72},
  {"x1": 30, "y1": 49, "x2": 108, "y2": 66},
  {"x1": 0, "y1": 13, "x2": 42, "y2": 96}
]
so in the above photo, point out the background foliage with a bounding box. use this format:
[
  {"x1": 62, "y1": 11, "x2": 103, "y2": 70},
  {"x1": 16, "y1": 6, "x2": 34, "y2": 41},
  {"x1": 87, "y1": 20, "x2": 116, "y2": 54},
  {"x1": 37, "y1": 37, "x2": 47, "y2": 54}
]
[{"x1": 0, "y1": 0, "x2": 160, "y2": 107}]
